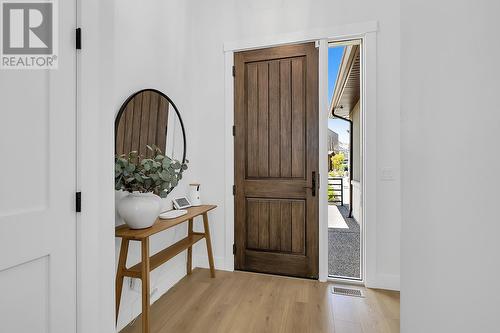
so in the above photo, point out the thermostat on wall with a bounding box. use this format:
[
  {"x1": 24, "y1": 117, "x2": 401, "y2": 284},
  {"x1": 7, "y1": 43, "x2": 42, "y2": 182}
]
[{"x1": 173, "y1": 197, "x2": 191, "y2": 210}]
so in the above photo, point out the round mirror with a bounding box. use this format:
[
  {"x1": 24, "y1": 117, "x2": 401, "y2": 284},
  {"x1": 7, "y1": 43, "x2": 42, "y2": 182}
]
[{"x1": 115, "y1": 89, "x2": 187, "y2": 195}]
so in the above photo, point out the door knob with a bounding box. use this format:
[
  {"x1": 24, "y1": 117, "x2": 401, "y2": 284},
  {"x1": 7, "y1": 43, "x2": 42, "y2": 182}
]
[{"x1": 303, "y1": 171, "x2": 317, "y2": 197}]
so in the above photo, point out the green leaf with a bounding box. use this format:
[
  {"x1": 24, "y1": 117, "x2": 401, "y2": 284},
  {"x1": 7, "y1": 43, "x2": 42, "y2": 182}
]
[
  {"x1": 134, "y1": 174, "x2": 144, "y2": 183},
  {"x1": 159, "y1": 171, "x2": 170, "y2": 181},
  {"x1": 115, "y1": 178, "x2": 122, "y2": 190},
  {"x1": 116, "y1": 145, "x2": 186, "y2": 194}
]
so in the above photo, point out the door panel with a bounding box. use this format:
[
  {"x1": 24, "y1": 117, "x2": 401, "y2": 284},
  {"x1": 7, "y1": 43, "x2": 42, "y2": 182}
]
[
  {"x1": 246, "y1": 199, "x2": 305, "y2": 254},
  {"x1": 234, "y1": 43, "x2": 318, "y2": 278},
  {"x1": 0, "y1": 0, "x2": 77, "y2": 331},
  {"x1": 246, "y1": 57, "x2": 307, "y2": 179},
  {"x1": 0, "y1": 256, "x2": 50, "y2": 333}
]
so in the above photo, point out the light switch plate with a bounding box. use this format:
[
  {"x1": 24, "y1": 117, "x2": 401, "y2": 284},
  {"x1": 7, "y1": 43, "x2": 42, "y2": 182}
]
[{"x1": 381, "y1": 167, "x2": 396, "y2": 181}]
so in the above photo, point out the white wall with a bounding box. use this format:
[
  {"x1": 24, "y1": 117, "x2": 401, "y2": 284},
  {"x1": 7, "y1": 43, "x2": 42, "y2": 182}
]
[
  {"x1": 351, "y1": 100, "x2": 361, "y2": 182},
  {"x1": 79, "y1": 0, "x2": 202, "y2": 331},
  {"x1": 401, "y1": 1, "x2": 500, "y2": 332},
  {"x1": 109, "y1": 1, "x2": 205, "y2": 331},
  {"x1": 187, "y1": 0, "x2": 401, "y2": 289},
  {"x1": 351, "y1": 180, "x2": 362, "y2": 223}
]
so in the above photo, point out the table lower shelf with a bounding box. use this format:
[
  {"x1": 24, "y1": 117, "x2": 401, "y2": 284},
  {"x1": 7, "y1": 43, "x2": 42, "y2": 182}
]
[{"x1": 122, "y1": 233, "x2": 205, "y2": 278}]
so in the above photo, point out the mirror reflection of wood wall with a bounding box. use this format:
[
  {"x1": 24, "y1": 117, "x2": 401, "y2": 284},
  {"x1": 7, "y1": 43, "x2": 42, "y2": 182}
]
[{"x1": 115, "y1": 90, "x2": 169, "y2": 157}]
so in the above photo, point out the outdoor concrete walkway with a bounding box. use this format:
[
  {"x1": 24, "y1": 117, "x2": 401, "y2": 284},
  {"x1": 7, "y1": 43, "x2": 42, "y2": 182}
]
[{"x1": 328, "y1": 205, "x2": 360, "y2": 279}]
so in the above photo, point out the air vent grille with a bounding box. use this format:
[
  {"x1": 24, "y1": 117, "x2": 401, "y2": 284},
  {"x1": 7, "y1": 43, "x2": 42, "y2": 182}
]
[{"x1": 332, "y1": 286, "x2": 364, "y2": 298}]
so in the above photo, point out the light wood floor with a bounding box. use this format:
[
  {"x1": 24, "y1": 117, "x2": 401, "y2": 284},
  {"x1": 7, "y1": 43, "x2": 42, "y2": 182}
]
[{"x1": 120, "y1": 268, "x2": 399, "y2": 333}]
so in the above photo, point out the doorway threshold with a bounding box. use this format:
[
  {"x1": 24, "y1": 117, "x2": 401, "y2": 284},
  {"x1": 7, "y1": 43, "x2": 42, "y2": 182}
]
[{"x1": 327, "y1": 276, "x2": 364, "y2": 286}]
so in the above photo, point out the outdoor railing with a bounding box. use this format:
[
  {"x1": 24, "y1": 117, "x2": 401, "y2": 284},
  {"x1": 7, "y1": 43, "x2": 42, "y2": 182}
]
[{"x1": 328, "y1": 177, "x2": 343, "y2": 205}]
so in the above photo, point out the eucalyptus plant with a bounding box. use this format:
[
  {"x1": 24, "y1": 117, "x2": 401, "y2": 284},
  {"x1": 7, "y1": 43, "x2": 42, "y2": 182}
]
[{"x1": 115, "y1": 145, "x2": 188, "y2": 198}]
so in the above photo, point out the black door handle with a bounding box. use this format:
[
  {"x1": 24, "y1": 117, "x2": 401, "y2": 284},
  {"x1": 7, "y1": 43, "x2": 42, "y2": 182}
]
[{"x1": 303, "y1": 171, "x2": 317, "y2": 197}]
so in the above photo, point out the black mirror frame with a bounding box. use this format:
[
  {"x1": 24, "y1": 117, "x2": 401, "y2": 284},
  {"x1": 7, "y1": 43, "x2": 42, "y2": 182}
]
[{"x1": 114, "y1": 88, "x2": 187, "y2": 166}]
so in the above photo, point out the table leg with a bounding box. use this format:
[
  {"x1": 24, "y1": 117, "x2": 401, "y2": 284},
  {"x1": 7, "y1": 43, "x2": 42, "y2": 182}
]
[
  {"x1": 141, "y1": 238, "x2": 151, "y2": 333},
  {"x1": 187, "y1": 218, "x2": 193, "y2": 275},
  {"x1": 202, "y1": 213, "x2": 216, "y2": 278},
  {"x1": 116, "y1": 238, "x2": 129, "y2": 324}
]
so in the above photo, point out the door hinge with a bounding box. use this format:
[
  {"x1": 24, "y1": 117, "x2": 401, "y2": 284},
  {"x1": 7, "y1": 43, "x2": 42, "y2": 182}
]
[
  {"x1": 232, "y1": 185, "x2": 236, "y2": 195},
  {"x1": 232, "y1": 65, "x2": 235, "y2": 77},
  {"x1": 76, "y1": 192, "x2": 82, "y2": 212},
  {"x1": 233, "y1": 244, "x2": 236, "y2": 255},
  {"x1": 232, "y1": 125, "x2": 236, "y2": 136},
  {"x1": 76, "y1": 28, "x2": 82, "y2": 50}
]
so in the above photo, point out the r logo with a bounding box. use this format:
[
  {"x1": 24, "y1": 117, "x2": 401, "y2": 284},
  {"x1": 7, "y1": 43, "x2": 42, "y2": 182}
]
[{"x1": 2, "y1": 2, "x2": 53, "y2": 54}]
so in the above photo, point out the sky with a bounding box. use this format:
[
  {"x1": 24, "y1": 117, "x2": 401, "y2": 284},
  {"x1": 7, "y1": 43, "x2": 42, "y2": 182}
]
[{"x1": 327, "y1": 46, "x2": 350, "y2": 144}]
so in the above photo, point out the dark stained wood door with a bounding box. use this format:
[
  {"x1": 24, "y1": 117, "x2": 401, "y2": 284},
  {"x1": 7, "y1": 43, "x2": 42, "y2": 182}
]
[{"x1": 234, "y1": 43, "x2": 319, "y2": 278}]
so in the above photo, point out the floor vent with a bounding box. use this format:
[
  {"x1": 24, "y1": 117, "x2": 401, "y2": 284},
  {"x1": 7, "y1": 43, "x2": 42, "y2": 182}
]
[{"x1": 332, "y1": 286, "x2": 364, "y2": 298}]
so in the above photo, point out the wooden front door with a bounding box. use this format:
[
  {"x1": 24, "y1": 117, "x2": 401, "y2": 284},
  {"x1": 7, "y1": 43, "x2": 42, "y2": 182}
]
[{"x1": 234, "y1": 43, "x2": 319, "y2": 279}]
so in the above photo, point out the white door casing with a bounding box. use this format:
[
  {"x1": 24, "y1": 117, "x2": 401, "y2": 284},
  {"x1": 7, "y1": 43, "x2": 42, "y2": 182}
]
[
  {"x1": 223, "y1": 22, "x2": 378, "y2": 284},
  {"x1": 0, "y1": 0, "x2": 77, "y2": 332}
]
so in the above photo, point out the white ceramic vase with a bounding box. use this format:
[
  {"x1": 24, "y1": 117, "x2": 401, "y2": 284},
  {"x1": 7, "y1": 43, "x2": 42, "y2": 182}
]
[{"x1": 117, "y1": 192, "x2": 161, "y2": 229}]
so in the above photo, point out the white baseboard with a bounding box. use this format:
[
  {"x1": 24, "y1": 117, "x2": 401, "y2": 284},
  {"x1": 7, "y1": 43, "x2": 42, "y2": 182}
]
[
  {"x1": 367, "y1": 273, "x2": 400, "y2": 291},
  {"x1": 194, "y1": 255, "x2": 228, "y2": 271}
]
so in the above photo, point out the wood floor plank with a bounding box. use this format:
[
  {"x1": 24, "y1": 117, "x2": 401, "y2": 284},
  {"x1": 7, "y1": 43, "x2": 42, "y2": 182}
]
[{"x1": 119, "y1": 269, "x2": 400, "y2": 333}]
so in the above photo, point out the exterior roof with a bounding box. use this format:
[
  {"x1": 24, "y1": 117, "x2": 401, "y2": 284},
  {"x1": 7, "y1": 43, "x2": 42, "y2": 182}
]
[{"x1": 329, "y1": 43, "x2": 361, "y2": 120}]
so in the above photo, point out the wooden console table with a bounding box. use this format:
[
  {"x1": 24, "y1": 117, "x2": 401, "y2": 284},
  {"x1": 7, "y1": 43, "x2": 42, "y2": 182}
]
[{"x1": 115, "y1": 205, "x2": 217, "y2": 333}]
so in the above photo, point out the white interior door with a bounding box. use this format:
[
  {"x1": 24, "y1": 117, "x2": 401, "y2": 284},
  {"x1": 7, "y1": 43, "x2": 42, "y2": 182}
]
[{"x1": 0, "y1": 0, "x2": 77, "y2": 332}]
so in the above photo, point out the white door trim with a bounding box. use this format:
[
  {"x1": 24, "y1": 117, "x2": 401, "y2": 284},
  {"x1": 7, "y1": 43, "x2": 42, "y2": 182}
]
[
  {"x1": 223, "y1": 21, "x2": 378, "y2": 52},
  {"x1": 223, "y1": 22, "x2": 378, "y2": 285},
  {"x1": 76, "y1": 0, "x2": 116, "y2": 331},
  {"x1": 318, "y1": 39, "x2": 329, "y2": 281}
]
